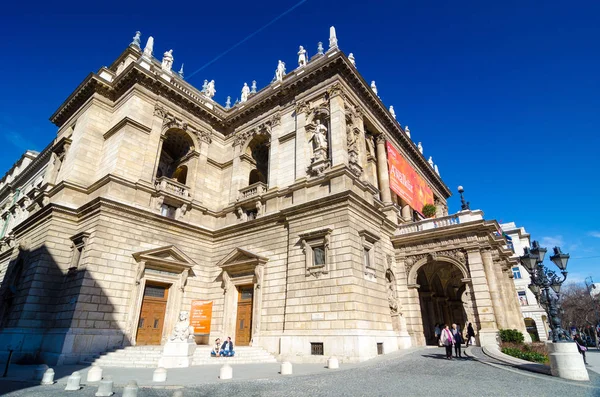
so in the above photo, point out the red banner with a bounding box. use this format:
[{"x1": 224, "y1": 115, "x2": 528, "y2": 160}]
[
  {"x1": 190, "y1": 300, "x2": 213, "y2": 335},
  {"x1": 386, "y1": 142, "x2": 434, "y2": 214}
]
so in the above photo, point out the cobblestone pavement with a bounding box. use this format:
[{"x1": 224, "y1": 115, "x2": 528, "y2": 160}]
[{"x1": 2, "y1": 347, "x2": 600, "y2": 396}]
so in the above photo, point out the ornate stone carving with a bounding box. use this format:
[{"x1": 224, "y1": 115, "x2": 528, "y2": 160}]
[
  {"x1": 403, "y1": 254, "x2": 428, "y2": 275},
  {"x1": 437, "y1": 249, "x2": 467, "y2": 265},
  {"x1": 294, "y1": 101, "x2": 310, "y2": 115},
  {"x1": 233, "y1": 121, "x2": 272, "y2": 147},
  {"x1": 386, "y1": 254, "x2": 393, "y2": 271},
  {"x1": 327, "y1": 82, "x2": 344, "y2": 99},
  {"x1": 154, "y1": 104, "x2": 168, "y2": 118},
  {"x1": 196, "y1": 129, "x2": 212, "y2": 144},
  {"x1": 376, "y1": 134, "x2": 386, "y2": 144},
  {"x1": 270, "y1": 112, "x2": 281, "y2": 127},
  {"x1": 169, "y1": 311, "x2": 194, "y2": 342},
  {"x1": 386, "y1": 270, "x2": 400, "y2": 315}
]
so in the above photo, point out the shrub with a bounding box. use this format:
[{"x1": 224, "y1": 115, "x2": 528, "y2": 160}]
[
  {"x1": 422, "y1": 204, "x2": 437, "y2": 218},
  {"x1": 499, "y1": 329, "x2": 524, "y2": 343},
  {"x1": 501, "y1": 347, "x2": 548, "y2": 364},
  {"x1": 528, "y1": 332, "x2": 539, "y2": 342}
]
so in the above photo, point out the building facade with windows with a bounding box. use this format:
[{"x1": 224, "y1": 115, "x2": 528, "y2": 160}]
[
  {"x1": 500, "y1": 222, "x2": 549, "y2": 341},
  {"x1": 0, "y1": 29, "x2": 528, "y2": 365}
]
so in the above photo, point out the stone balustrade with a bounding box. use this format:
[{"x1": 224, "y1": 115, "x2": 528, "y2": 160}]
[
  {"x1": 155, "y1": 177, "x2": 190, "y2": 198},
  {"x1": 238, "y1": 182, "x2": 267, "y2": 201},
  {"x1": 396, "y1": 210, "x2": 484, "y2": 235}
]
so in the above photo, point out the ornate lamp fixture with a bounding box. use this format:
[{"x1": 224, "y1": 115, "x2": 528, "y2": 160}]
[
  {"x1": 520, "y1": 241, "x2": 570, "y2": 343},
  {"x1": 457, "y1": 186, "x2": 470, "y2": 211}
]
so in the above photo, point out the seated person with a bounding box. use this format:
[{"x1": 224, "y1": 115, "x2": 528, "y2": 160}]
[
  {"x1": 221, "y1": 336, "x2": 235, "y2": 357},
  {"x1": 210, "y1": 338, "x2": 221, "y2": 357}
]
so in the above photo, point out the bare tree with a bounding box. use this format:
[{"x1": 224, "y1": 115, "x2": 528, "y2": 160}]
[{"x1": 559, "y1": 283, "x2": 600, "y2": 330}]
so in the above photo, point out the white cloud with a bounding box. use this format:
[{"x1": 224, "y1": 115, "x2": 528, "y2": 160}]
[
  {"x1": 540, "y1": 235, "x2": 564, "y2": 248},
  {"x1": 589, "y1": 231, "x2": 600, "y2": 238}
]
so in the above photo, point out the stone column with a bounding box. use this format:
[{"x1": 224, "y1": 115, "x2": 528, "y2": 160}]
[
  {"x1": 229, "y1": 145, "x2": 244, "y2": 204},
  {"x1": 481, "y1": 250, "x2": 508, "y2": 330},
  {"x1": 193, "y1": 139, "x2": 210, "y2": 203},
  {"x1": 268, "y1": 119, "x2": 281, "y2": 188},
  {"x1": 294, "y1": 103, "x2": 310, "y2": 180},
  {"x1": 142, "y1": 109, "x2": 167, "y2": 183},
  {"x1": 400, "y1": 199, "x2": 412, "y2": 222},
  {"x1": 466, "y1": 249, "x2": 498, "y2": 346},
  {"x1": 251, "y1": 264, "x2": 265, "y2": 344},
  {"x1": 376, "y1": 135, "x2": 392, "y2": 203},
  {"x1": 328, "y1": 91, "x2": 348, "y2": 167}
]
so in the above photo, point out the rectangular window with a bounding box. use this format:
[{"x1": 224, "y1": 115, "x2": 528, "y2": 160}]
[
  {"x1": 364, "y1": 248, "x2": 371, "y2": 268},
  {"x1": 311, "y1": 342, "x2": 324, "y2": 356},
  {"x1": 144, "y1": 285, "x2": 166, "y2": 298},
  {"x1": 518, "y1": 291, "x2": 528, "y2": 306},
  {"x1": 313, "y1": 246, "x2": 326, "y2": 266},
  {"x1": 512, "y1": 267, "x2": 522, "y2": 279},
  {"x1": 161, "y1": 204, "x2": 177, "y2": 219}
]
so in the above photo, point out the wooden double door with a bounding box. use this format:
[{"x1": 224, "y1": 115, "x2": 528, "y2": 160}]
[
  {"x1": 137, "y1": 283, "x2": 169, "y2": 345},
  {"x1": 236, "y1": 286, "x2": 254, "y2": 346}
]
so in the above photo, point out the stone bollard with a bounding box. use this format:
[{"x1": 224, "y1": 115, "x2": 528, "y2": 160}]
[
  {"x1": 33, "y1": 364, "x2": 49, "y2": 381},
  {"x1": 172, "y1": 391, "x2": 184, "y2": 397},
  {"x1": 327, "y1": 356, "x2": 339, "y2": 369},
  {"x1": 95, "y1": 375, "x2": 114, "y2": 397},
  {"x1": 41, "y1": 368, "x2": 55, "y2": 385},
  {"x1": 87, "y1": 366, "x2": 103, "y2": 382},
  {"x1": 153, "y1": 367, "x2": 167, "y2": 382},
  {"x1": 122, "y1": 380, "x2": 139, "y2": 397},
  {"x1": 219, "y1": 364, "x2": 232, "y2": 380},
  {"x1": 64, "y1": 371, "x2": 82, "y2": 391},
  {"x1": 280, "y1": 361, "x2": 293, "y2": 375}
]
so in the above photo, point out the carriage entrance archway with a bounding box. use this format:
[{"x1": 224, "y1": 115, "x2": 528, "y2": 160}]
[{"x1": 415, "y1": 259, "x2": 470, "y2": 345}]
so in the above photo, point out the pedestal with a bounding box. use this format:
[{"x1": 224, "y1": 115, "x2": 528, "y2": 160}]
[
  {"x1": 547, "y1": 342, "x2": 589, "y2": 381},
  {"x1": 157, "y1": 341, "x2": 196, "y2": 368},
  {"x1": 477, "y1": 329, "x2": 499, "y2": 347}
]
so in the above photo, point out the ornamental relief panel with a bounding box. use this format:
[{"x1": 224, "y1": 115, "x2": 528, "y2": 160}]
[
  {"x1": 155, "y1": 104, "x2": 212, "y2": 144},
  {"x1": 401, "y1": 249, "x2": 468, "y2": 278}
]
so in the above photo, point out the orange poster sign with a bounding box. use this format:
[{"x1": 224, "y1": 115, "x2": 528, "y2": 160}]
[
  {"x1": 386, "y1": 142, "x2": 434, "y2": 214},
  {"x1": 190, "y1": 300, "x2": 213, "y2": 335}
]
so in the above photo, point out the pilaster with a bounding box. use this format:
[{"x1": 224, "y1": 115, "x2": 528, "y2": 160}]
[
  {"x1": 328, "y1": 92, "x2": 348, "y2": 167},
  {"x1": 376, "y1": 135, "x2": 392, "y2": 203},
  {"x1": 466, "y1": 249, "x2": 498, "y2": 345}
]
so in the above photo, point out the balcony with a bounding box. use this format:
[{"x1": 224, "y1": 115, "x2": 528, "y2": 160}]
[
  {"x1": 396, "y1": 210, "x2": 484, "y2": 235},
  {"x1": 155, "y1": 177, "x2": 190, "y2": 198},
  {"x1": 238, "y1": 182, "x2": 267, "y2": 201}
]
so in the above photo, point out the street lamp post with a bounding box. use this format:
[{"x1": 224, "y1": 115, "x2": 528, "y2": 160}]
[
  {"x1": 457, "y1": 186, "x2": 470, "y2": 211},
  {"x1": 520, "y1": 241, "x2": 570, "y2": 343}
]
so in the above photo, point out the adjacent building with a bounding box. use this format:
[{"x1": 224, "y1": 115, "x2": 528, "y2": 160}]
[
  {"x1": 500, "y1": 222, "x2": 549, "y2": 341},
  {"x1": 0, "y1": 28, "x2": 528, "y2": 365}
]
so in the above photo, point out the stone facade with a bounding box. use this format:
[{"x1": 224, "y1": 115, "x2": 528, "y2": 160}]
[{"x1": 0, "y1": 31, "x2": 527, "y2": 365}]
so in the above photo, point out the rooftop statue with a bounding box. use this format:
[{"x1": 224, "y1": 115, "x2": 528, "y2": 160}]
[
  {"x1": 389, "y1": 106, "x2": 396, "y2": 119},
  {"x1": 405, "y1": 125, "x2": 411, "y2": 138},
  {"x1": 348, "y1": 53, "x2": 356, "y2": 67},
  {"x1": 428, "y1": 156, "x2": 434, "y2": 168},
  {"x1": 142, "y1": 36, "x2": 154, "y2": 58},
  {"x1": 317, "y1": 42, "x2": 324, "y2": 55},
  {"x1": 251, "y1": 80, "x2": 257, "y2": 93},
  {"x1": 298, "y1": 46, "x2": 307, "y2": 67},
  {"x1": 434, "y1": 164, "x2": 440, "y2": 175},
  {"x1": 161, "y1": 50, "x2": 174, "y2": 73},
  {"x1": 225, "y1": 96, "x2": 231, "y2": 109},
  {"x1": 241, "y1": 83, "x2": 250, "y2": 103},
  {"x1": 178, "y1": 64, "x2": 184, "y2": 78},
  {"x1": 131, "y1": 31, "x2": 141, "y2": 48},
  {"x1": 370, "y1": 81, "x2": 378, "y2": 96},
  {"x1": 417, "y1": 142, "x2": 423, "y2": 154},
  {"x1": 274, "y1": 60, "x2": 286, "y2": 83},
  {"x1": 202, "y1": 80, "x2": 208, "y2": 94},
  {"x1": 206, "y1": 80, "x2": 216, "y2": 99}
]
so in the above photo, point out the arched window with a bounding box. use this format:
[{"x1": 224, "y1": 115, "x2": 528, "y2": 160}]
[
  {"x1": 246, "y1": 135, "x2": 269, "y2": 186},
  {"x1": 156, "y1": 130, "x2": 194, "y2": 184}
]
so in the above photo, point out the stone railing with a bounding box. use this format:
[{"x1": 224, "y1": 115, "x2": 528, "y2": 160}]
[
  {"x1": 155, "y1": 177, "x2": 190, "y2": 198},
  {"x1": 238, "y1": 182, "x2": 268, "y2": 201},
  {"x1": 396, "y1": 210, "x2": 485, "y2": 235}
]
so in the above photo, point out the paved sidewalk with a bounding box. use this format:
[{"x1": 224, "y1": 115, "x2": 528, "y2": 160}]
[
  {"x1": 585, "y1": 348, "x2": 600, "y2": 375},
  {"x1": 0, "y1": 347, "x2": 421, "y2": 387}
]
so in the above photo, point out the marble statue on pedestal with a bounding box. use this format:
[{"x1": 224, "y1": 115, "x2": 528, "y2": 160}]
[
  {"x1": 371, "y1": 81, "x2": 378, "y2": 96},
  {"x1": 251, "y1": 80, "x2": 257, "y2": 93},
  {"x1": 417, "y1": 142, "x2": 423, "y2": 154},
  {"x1": 329, "y1": 26, "x2": 338, "y2": 50},
  {"x1": 389, "y1": 106, "x2": 396, "y2": 119},
  {"x1": 274, "y1": 60, "x2": 286, "y2": 83},
  {"x1": 225, "y1": 96, "x2": 231, "y2": 109},
  {"x1": 405, "y1": 126, "x2": 411, "y2": 138},
  {"x1": 161, "y1": 50, "x2": 174, "y2": 73},
  {"x1": 317, "y1": 42, "x2": 324, "y2": 55},
  {"x1": 142, "y1": 36, "x2": 154, "y2": 58},
  {"x1": 310, "y1": 119, "x2": 328, "y2": 158},
  {"x1": 241, "y1": 83, "x2": 250, "y2": 103},
  {"x1": 348, "y1": 53, "x2": 356, "y2": 67},
  {"x1": 298, "y1": 46, "x2": 307, "y2": 67},
  {"x1": 131, "y1": 31, "x2": 141, "y2": 48},
  {"x1": 158, "y1": 311, "x2": 197, "y2": 368},
  {"x1": 169, "y1": 311, "x2": 194, "y2": 342}
]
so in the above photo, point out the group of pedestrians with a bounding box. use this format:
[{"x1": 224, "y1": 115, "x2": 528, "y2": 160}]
[{"x1": 434, "y1": 322, "x2": 476, "y2": 360}]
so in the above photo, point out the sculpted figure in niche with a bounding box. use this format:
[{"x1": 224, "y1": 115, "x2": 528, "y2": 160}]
[
  {"x1": 170, "y1": 311, "x2": 194, "y2": 342},
  {"x1": 310, "y1": 119, "x2": 328, "y2": 153},
  {"x1": 386, "y1": 270, "x2": 399, "y2": 314}
]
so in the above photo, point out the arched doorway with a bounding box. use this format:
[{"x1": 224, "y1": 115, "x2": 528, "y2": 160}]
[
  {"x1": 416, "y1": 260, "x2": 468, "y2": 345},
  {"x1": 524, "y1": 318, "x2": 539, "y2": 341},
  {"x1": 246, "y1": 135, "x2": 269, "y2": 186}
]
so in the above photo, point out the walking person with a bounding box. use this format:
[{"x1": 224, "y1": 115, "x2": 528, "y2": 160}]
[
  {"x1": 465, "y1": 322, "x2": 475, "y2": 347},
  {"x1": 440, "y1": 324, "x2": 455, "y2": 359},
  {"x1": 451, "y1": 323, "x2": 464, "y2": 358},
  {"x1": 574, "y1": 334, "x2": 588, "y2": 365},
  {"x1": 434, "y1": 323, "x2": 441, "y2": 346}
]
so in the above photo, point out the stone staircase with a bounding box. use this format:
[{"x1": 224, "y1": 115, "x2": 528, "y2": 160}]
[{"x1": 81, "y1": 345, "x2": 277, "y2": 368}]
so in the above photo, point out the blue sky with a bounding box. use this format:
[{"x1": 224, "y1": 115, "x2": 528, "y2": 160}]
[{"x1": 1, "y1": 1, "x2": 598, "y2": 283}]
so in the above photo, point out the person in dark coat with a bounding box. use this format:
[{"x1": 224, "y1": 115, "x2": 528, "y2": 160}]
[
  {"x1": 465, "y1": 323, "x2": 476, "y2": 347},
  {"x1": 221, "y1": 336, "x2": 235, "y2": 357},
  {"x1": 451, "y1": 323, "x2": 464, "y2": 358},
  {"x1": 574, "y1": 334, "x2": 588, "y2": 364}
]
